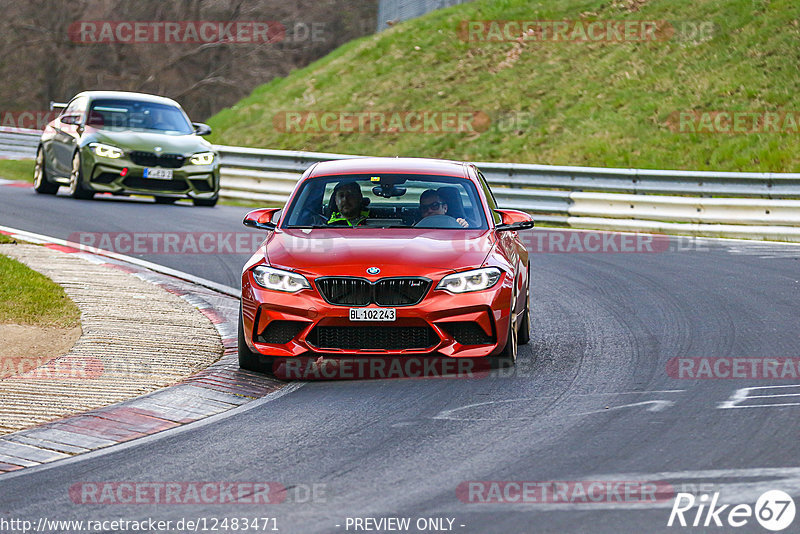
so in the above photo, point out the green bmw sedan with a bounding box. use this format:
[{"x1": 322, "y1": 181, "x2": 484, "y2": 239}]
[{"x1": 33, "y1": 91, "x2": 220, "y2": 206}]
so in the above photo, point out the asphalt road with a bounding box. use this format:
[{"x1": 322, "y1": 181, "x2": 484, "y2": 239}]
[{"x1": 2, "y1": 184, "x2": 800, "y2": 533}]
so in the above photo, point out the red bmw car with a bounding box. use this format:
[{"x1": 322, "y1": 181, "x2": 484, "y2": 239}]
[{"x1": 238, "y1": 157, "x2": 534, "y2": 376}]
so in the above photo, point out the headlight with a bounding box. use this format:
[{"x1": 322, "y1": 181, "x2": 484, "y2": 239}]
[
  {"x1": 89, "y1": 143, "x2": 123, "y2": 159},
  {"x1": 252, "y1": 266, "x2": 310, "y2": 293},
  {"x1": 189, "y1": 152, "x2": 215, "y2": 165},
  {"x1": 436, "y1": 267, "x2": 502, "y2": 294}
]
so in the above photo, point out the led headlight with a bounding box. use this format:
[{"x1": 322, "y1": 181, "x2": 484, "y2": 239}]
[
  {"x1": 436, "y1": 267, "x2": 502, "y2": 294},
  {"x1": 89, "y1": 143, "x2": 123, "y2": 159},
  {"x1": 252, "y1": 266, "x2": 310, "y2": 293},
  {"x1": 189, "y1": 152, "x2": 215, "y2": 165}
]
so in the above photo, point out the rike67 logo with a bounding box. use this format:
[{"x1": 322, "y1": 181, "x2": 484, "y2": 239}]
[{"x1": 668, "y1": 490, "x2": 796, "y2": 531}]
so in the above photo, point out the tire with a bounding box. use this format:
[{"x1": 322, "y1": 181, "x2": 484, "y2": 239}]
[
  {"x1": 517, "y1": 305, "x2": 531, "y2": 345},
  {"x1": 33, "y1": 147, "x2": 59, "y2": 194},
  {"x1": 154, "y1": 196, "x2": 177, "y2": 204},
  {"x1": 517, "y1": 265, "x2": 531, "y2": 345},
  {"x1": 238, "y1": 306, "x2": 274, "y2": 373},
  {"x1": 193, "y1": 196, "x2": 218, "y2": 207},
  {"x1": 489, "y1": 310, "x2": 518, "y2": 369},
  {"x1": 68, "y1": 152, "x2": 94, "y2": 200}
]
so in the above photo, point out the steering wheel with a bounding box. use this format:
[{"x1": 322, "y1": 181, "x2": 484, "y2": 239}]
[
  {"x1": 300, "y1": 209, "x2": 328, "y2": 226},
  {"x1": 414, "y1": 214, "x2": 463, "y2": 229}
]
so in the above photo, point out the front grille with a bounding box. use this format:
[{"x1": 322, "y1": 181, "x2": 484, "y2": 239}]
[
  {"x1": 255, "y1": 320, "x2": 307, "y2": 344},
  {"x1": 308, "y1": 326, "x2": 438, "y2": 350},
  {"x1": 375, "y1": 278, "x2": 430, "y2": 305},
  {"x1": 316, "y1": 277, "x2": 430, "y2": 306},
  {"x1": 315, "y1": 278, "x2": 371, "y2": 305},
  {"x1": 441, "y1": 322, "x2": 495, "y2": 345},
  {"x1": 130, "y1": 151, "x2": 186, "y2": 168},
  {"x1": 123, "y1": 176, "x2": 188, "y2": 192}
]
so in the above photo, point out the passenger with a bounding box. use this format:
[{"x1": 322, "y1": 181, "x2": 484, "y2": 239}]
[
  {"x1": 419, "y1": 189, "x2": 468, "y2": 227},
  {"x1": 327, "y1": 181, "x2": 369, "y2": 226}
]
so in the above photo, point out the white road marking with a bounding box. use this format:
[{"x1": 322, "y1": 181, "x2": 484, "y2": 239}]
[
  {"x1": 719, "y1": 384, "x2": 800, "y2": 409},
  {"x1": 433, "y1": 391, "x2": 684, "y2": 421},
  {"x1": 571, "y1": 400, "x2": 675, "y2": 416}
]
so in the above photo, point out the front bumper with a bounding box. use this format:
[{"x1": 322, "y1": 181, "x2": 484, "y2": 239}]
[
  {"x1": 81, "y1": 150, "x2": 220, "y2": 199},
  {"x1": 241, "y1": 270, "x2": 514, "y2": 359}
]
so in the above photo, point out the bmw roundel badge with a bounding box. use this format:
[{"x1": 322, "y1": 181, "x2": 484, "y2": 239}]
[{"x1": 366, "y1": 267, "x2": 380, "y2": 275}]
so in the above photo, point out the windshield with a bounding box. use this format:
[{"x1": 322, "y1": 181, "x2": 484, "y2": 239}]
[
  {"x1": 282, "y1": 174, "x2": 488, "y2": 229},
  {"x1": 86, "y1": 99, "x2": 194, "y2": 135}
]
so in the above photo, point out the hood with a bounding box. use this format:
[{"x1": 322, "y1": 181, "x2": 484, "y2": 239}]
[
  {"x1": 265, "y1": 228, "x2": 495, "y2": 278},
  {"x1": 87, "y1": 129, "x2": 212, "y2": 155}
]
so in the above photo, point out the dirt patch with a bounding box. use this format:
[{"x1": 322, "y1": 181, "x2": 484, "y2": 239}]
[{"x1": 0, "y1": 324, "x2": 81, "y2": 378}]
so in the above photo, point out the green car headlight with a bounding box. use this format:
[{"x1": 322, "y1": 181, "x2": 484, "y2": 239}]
[
  {"x1": 436, "y1": 267, "x2": 502, "y2": 294},
  {"x1": 190, "y1": 152, "x2": 215, "y2": 165},
  {"x1": 89, "y1": 143, "x2": 123, "y2": 159}
]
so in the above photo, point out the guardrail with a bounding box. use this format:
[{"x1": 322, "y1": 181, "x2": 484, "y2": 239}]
[
  {"x1": 215, "y1": 145, "x2": 800, "y2": 240},
  {"x1": 0, "y1": 127, "x2": 40, "y2": 159},
  {"x1": 3, "y1": 128, "x2": 800, "y2": 241}
]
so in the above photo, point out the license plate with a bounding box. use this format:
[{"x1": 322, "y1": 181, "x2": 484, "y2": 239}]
[
  {"x1": 349, "y1": 308, "x2": 396, "y2": 321},
  {"x1": 144, "y1": 168, "x2": 173, "y2": 179}
]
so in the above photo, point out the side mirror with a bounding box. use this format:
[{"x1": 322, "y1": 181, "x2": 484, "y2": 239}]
[
  {"x1": 243, "y1": 208, "x2": 281, "y2": 231},
  {"x1": 495, "y1": 209, "x2": 535, "y2": 232},
  {"x1": 193, "y1": 122, "x2": 212, "y2": 136},
  {"x1": 50, "y1": 101, "x2": 67, "y2": 111},
  {"x1": 60, "y1": 114, "x2": 81, "y2": 125}
]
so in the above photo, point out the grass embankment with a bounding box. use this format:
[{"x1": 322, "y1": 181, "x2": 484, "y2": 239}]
[
  {"x1": 0, "y1": 159, "x2": 33, "y2": 182},
  {"x1": 206, "y1": 0, "x2": 800, "y2": 172},
  {"x1": 0, "y1": 250, "x2": 80, "y2": 328}
]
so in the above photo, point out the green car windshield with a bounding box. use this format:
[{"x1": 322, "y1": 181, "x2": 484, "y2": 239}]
[
  {"x1": 283, "y1": 174, "x2": 489, "y2": 230},
  {"x1": 87, "y1": 99, "x2": 194, "y2": 135}
]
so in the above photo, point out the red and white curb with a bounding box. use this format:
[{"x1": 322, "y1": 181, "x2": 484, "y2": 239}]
[{"x1": 0, "y1": 227, "x2": 284, "y2": 473}]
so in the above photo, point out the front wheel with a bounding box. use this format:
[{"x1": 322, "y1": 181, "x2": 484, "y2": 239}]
[
  {"x1": 517, "y1": 302, "x2": 531, "y2": 345},
  {"x1": 238, "y1": 306, "x2": 274, "y2": 374},
  {"x1": 33, "y1": 147, "x2": 59, "y2": 194},
  {"x1": 68, "y1": 152, "x2": 94, "y2": 200},
  {"x1": 489, "y1": 312, "x2": 518, "y2": 369}
]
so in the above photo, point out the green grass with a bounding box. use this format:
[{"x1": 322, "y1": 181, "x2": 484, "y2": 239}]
[
  {"x1": 0, "y1": 252, "x2": 80, "y2": 328},
  {"x1": 206, "y1": 0, "x2": 800, "y2": 172},
  {"x1": 0, "y1": 159, "x2": 34, "y2": 182}
]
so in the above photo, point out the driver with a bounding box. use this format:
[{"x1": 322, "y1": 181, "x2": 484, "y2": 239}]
[
  {"x1": 327, "y1": 181, "x2": 370, "y2": 226},
  {"x1": 144, "y1": 107, "x2": 170, "y2": 130},
  {"x1": 419, "y1": 189, "x2": 468, "y2": 228}
]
